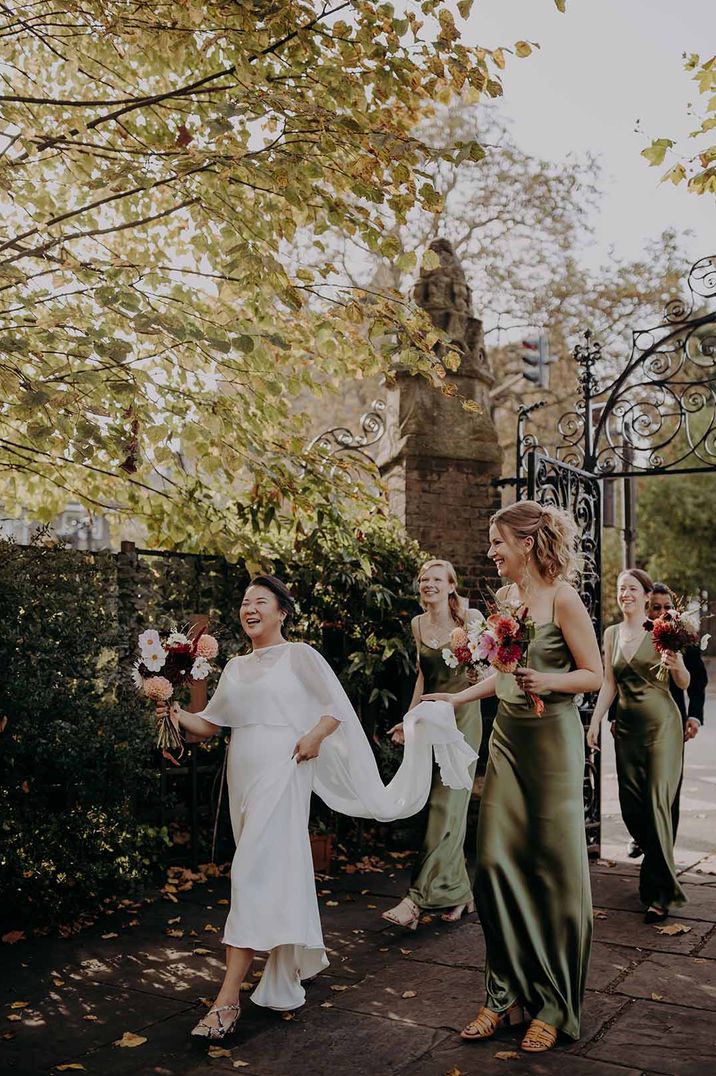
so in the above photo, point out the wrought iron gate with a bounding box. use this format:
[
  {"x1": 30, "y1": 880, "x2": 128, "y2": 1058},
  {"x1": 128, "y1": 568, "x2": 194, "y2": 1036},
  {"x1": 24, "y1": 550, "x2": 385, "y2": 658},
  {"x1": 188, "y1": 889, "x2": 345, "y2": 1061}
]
[{"x1": 526, "y1": 451, "x2": 602, "y2": 855}]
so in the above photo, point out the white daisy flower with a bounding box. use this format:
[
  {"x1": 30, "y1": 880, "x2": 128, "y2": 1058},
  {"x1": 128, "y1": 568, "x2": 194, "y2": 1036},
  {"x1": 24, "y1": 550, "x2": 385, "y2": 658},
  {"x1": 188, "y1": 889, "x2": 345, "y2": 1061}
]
[
  {"x1": 167, "y1": 631, "x2": 190, "y2": 647},
  {"x1": 138, "y1": 629, "x2": 161, "y2": 651},
  {"x1": 143, "y1": 646, "x2": 167, "y2": 672},
  {"x1": 130, "y1": 663, "x2": 145, "y2": 693},
  {"x1": 442, "y1": 647, "x2": 459, "y2": 669},
  {"x1": 191, "y1": 656, "x2": 211, "y2": 680}
]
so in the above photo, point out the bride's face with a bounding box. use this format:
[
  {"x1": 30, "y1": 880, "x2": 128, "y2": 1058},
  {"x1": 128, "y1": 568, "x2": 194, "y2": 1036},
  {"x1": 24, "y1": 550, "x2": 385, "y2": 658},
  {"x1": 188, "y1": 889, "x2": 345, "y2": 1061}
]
[{"x1": 240, "y1": 585, "x2": 284, "y2": 640}]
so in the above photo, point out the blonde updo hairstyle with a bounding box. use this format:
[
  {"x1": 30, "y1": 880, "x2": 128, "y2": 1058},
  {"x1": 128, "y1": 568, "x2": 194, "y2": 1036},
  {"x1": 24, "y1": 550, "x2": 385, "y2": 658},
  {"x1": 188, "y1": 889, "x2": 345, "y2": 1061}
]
[
  {"x1": 417, "y1": 558, "x2": 466, "y2": 627},
  {"x1": 491, "y1": 500, "x2": 580, "y2": 583}
]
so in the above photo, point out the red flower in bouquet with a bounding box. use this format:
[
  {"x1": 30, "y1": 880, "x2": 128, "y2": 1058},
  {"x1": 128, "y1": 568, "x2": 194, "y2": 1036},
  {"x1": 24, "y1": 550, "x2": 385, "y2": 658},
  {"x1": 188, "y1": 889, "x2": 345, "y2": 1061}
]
[{"x1": 648, "y1": 611, "x2": 699, "y2": 681}]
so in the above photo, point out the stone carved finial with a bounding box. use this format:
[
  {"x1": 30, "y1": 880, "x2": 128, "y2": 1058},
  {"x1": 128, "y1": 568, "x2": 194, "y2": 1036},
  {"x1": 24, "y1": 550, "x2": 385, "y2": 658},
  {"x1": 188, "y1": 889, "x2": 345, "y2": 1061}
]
[{"x1": 413, "y1": 238, "x2": 491, "y2": 382}]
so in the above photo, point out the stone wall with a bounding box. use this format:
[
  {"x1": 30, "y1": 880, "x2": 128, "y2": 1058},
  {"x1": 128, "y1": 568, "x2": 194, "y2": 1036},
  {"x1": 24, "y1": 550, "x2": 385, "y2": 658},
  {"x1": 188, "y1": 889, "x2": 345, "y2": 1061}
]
[{"x1": 379, "y1": 239, "x2": 503, "y2": 601}]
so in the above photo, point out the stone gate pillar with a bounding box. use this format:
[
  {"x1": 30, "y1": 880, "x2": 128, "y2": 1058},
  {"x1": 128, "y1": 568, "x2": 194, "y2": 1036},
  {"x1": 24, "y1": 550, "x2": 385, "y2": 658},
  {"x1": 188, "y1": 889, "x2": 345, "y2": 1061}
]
[{"x1": 379, "y1": 239, "x2": 503, "y2": 599}]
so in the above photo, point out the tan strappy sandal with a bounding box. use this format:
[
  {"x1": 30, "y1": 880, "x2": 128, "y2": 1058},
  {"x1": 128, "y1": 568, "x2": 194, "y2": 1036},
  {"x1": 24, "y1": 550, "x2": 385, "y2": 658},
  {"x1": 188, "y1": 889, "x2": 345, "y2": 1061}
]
[
  {"x1": 441, "y1": 899, "x2": 476, "y2": 923},
  {"x1": 381, "y1": 897, "x2": 421, "y2": 931},
  {"x1": 521, "y1": 1018, "x2": 558, "y2": 1052},
  {"x1": 460, "y1": 1002, "x2": 524, "y2": 1040}
]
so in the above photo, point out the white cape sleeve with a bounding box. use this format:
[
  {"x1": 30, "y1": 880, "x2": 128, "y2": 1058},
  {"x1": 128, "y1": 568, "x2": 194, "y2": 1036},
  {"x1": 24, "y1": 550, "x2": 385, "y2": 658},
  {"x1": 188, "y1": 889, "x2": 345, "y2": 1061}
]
[
  {"x1": 291, "y1": 643, "x2": 478, "y2": 823},
  {"x1": 188, "y1": 657, "x2": 242, "y2": 727}
]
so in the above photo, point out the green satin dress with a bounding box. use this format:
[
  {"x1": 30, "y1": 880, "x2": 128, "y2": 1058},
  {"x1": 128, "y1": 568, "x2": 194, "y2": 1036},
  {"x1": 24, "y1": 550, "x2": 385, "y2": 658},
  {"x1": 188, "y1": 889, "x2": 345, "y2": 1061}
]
[
  {"x1": 407, "y1": 628, "x2": 482, "y2": 910},
  {"x1": 476, "y1": 619, "x2": 592, "y2": 1040},
  {"x1": 608, "y1": 625, "x2": 686, "y2": 911}
]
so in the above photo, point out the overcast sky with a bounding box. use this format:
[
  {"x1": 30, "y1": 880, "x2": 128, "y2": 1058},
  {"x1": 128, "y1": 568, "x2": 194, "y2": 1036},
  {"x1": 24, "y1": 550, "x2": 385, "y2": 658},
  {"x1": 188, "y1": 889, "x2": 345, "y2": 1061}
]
[{"x1": 461, "y1": 0, "x2": 714, "y2": 268}]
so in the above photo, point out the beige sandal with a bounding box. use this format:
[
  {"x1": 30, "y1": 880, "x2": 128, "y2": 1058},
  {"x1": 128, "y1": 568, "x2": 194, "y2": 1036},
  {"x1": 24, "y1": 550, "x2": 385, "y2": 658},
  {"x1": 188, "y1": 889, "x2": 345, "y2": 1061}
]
[
  {"x1": 381, "y1": 897, "x2": 421, "y2": 931},
  {"x1": 441, "y1": 899, "x2": 475, "y2": 923},
  {"x1": 460, "y1": 1003, "x2": 524, "y2": 1040},
  {"x1": 521, "y1": 1018, "x2": 558, "y2": 1052}
]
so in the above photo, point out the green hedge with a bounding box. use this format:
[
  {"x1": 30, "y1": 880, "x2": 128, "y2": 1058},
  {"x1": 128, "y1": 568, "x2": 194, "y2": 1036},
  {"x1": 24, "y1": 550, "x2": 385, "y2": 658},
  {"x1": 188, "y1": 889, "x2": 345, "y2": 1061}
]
[{"x1": 0, "y1": 537, "x2": 167, "y2": 928}]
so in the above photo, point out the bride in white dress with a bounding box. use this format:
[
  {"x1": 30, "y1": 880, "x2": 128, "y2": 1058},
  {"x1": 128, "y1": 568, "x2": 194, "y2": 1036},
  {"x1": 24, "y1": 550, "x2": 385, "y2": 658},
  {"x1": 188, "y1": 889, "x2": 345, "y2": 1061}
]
[{"x1": 158, "y1": 576, "x2": 477, "y2": 1040}]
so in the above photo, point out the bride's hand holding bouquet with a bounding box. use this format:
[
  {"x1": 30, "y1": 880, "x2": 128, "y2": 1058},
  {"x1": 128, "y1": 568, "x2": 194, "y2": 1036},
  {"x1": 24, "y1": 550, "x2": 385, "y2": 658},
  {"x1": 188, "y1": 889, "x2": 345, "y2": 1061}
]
[{"x1": 131, "y1": 626, "x2": 220, "y2": 763}]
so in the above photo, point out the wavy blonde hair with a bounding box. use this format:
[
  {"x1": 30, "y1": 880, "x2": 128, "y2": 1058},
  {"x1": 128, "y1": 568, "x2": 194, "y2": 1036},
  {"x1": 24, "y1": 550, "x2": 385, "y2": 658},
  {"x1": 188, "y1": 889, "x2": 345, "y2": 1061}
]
[
  {"x1": 417, "y1": 558, "x2": 466, "y2": 627},
  {"x1": 491, "y1": 500, "x2": 580, "y2": 583}
]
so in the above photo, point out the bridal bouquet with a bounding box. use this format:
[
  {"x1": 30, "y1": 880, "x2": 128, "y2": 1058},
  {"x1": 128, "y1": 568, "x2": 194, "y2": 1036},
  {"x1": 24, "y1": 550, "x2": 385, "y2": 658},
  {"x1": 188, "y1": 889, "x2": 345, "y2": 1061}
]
[
  {"x1": 131, "y1": 626, "x2": 219, "y2": 763},
  {"x1": 443, "y1": 601, "x2": 544, "y2": 716},
  {"x1": 645, "y1": 608, "x2": 709, "y2": 682}
]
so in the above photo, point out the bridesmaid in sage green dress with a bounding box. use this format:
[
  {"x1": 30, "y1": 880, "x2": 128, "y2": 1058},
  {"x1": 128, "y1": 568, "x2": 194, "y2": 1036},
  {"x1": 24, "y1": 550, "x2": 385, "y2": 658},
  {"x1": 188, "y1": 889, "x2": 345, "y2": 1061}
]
[
  {"x1": 383, "y1": 559, "x2": 482, "y2": 930},
  {"x1": 424, "y1": 503, "x2": 603, "y2": 1053},
  {"x1": 588, "y1": 569, "x2": 689, "y2": 921}
]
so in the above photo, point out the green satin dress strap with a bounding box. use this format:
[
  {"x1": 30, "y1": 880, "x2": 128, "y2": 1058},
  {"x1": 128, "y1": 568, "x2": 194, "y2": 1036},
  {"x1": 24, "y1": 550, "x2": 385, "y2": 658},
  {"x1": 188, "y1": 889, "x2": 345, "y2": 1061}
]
[
  {"x1": 609, "y1": 624, "x2": 686, "y2": 910},
  {"x1": 476, "y1": 614, "x2": 592, "y2": 1040},
  {"x1": 407, "y1": 619, "x2": 482, "y2": 910}
]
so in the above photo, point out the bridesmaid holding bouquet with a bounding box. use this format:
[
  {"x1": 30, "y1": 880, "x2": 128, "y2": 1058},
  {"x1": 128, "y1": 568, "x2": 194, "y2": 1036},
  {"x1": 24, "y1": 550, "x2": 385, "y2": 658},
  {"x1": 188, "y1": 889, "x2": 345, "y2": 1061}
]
[
  {"x1": 424, "y1": 503, "x2": 602, "y2": 1052},
  {"x1": 382, "y1": 559, "x2": 482, "y2": 929},
  {"x1": 588, "y1": 569, "x2": 689, "y2": 921}
]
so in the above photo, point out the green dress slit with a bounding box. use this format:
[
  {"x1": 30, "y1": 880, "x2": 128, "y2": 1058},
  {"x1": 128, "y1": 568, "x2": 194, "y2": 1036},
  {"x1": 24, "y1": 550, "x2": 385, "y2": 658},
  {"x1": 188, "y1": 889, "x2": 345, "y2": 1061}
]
[
  {"x1": 476, "y1": 620, "x2": 592, "y2": 1040},
  {"x1": 407, "y1": 636, "x2": 482, "y2": 910},
  {"x1": 608, "y1": 625, "x2": 686, "y2": 911}
]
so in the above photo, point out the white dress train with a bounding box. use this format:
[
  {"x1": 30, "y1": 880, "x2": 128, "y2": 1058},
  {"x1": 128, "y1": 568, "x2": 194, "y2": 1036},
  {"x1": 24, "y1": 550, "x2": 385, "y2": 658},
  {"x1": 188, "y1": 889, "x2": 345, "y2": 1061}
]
[{"x1": 194, "y1": 640, "x2": 477, "y2": 1009}]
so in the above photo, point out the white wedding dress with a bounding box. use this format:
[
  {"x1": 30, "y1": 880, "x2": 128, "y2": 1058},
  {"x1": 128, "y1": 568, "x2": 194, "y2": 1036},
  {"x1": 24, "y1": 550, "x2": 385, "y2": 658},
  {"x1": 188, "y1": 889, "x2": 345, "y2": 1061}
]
[{"x1": 194, "y1": 640, "x2": 477, "y2": 1009}]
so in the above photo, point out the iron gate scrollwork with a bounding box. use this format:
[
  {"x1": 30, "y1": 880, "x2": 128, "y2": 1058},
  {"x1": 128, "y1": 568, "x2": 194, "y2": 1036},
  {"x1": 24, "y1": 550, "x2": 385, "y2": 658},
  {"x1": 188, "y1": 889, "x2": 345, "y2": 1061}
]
[{"x1": 526, "y1": 451, "x2": 602, "y2": 855}]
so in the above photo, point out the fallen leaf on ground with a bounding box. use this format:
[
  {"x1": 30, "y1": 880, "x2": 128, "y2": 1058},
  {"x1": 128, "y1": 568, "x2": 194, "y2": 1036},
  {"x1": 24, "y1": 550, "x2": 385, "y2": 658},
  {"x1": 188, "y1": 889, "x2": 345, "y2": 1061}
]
[
  {"x1": 495, "y1": 1050, "x2": 520, "y2": 1060},
  {"x1": 281, "y1": 1012, "x2": 295, "y2": 1021},
  {"x1": 593, "y1": 910, "x2": 608, "y2": 920},
  {"x1": 167, "y1": 916, "x2": 181, "y2": 925},
  {"x1": 399, "y1": 948, "x2": 412, "y2": 956},
  {"x1": 367, "y1": 904, "x2": 377, "y2": 909},
  {"x1": 165, "y1": 929, "x2": 184, "y2": 938},
  {"x1": 217, "y1": 898, "x2": 229, "y2": 905},
  {"x1": 113, "y1": 1031, "x2": 147, "y2": 1048},
  {"x1": 651, "y1": 992, "x2": 664, "y2": 1001},
  {"x1": 401, "y1": 990, "x2": 417, "y2": 999},
  {"x1": 656, "y1": 923, "x2": 691, "y2": 935},
  {"x1": 445, "y1": 1069, "x2": 464, "y2": 1076},
  {"x1": 233, "y1": 1062, "x2": 250, "y2": 1069},
  {"x1": 101, "y1": 933, "x2": 118, "y2": 940},
  {"x1": 208, "y1": 1045, "x2": 232, "y2": 1057},
  {"x1": 203, "y1": 924, "x2": 219, "y2": 932},
  {"x1": 57, "y1": 1065, "x2": 86, "y2": 1071},
  {"x1": 320, "y1": 1002, "x2": 333, "y2": 1008},
  {"x1": 252, "y1": 970, "x2": 263, "y2": 979},
  {"x1": 83, "y1": 1015, "x2": 98, "y2": 1022},
  {"x1": 194, "y1": 947, "x2": 212, "y2": 955},
  {"x1": 378, "y1": 947, "x2": 389, "y2": 953},
  {"x1": 52, "y1": 978, "x2": 65, "y2": 986},
  {"x1": 330, "y1": 985, "x2": 348, "y2": 992},
  {"x1": 325, "y1": 900, "x2": 338, "y2": 907},
  {"x1": 1, "y1": 1030, "x2": 16, "y2": 1040},
  {"x1": 2, "y1": 931, "x2": 25, "y2": 945},
  {"x1": 10, "y1": 1002, "x2": 28, "y2": 1009},
  {"x1": 7, "y1": 1014, "x2": 22, "y2": 1022},
  {"x1": 240, "y1": 983, "x2": 253, "y2": 992}
]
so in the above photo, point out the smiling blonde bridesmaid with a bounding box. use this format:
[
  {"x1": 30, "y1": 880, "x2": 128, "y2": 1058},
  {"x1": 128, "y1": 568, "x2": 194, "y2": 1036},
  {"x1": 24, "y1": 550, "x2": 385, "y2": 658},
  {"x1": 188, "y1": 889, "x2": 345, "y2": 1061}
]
[
  {"x1": 424, "y1": 504, "x2": 603, "y2": 1053},
  {"x1": 382, "y1": 559, "x2": 482, "y2": 929}
]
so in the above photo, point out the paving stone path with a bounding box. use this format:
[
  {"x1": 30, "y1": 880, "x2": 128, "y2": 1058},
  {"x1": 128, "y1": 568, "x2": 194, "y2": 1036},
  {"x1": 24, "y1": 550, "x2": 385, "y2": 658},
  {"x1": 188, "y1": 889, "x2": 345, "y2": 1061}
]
[{"x1": 3, "y1": 856, "x2": 716, "y2": 1076}]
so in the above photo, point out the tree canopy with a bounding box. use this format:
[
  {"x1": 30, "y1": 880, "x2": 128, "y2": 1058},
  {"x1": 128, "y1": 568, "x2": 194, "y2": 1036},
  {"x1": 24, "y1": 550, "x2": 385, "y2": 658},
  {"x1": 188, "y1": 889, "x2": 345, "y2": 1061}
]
[{"x1": 0, "y1": 0, "x2": 534, "y2": 558}]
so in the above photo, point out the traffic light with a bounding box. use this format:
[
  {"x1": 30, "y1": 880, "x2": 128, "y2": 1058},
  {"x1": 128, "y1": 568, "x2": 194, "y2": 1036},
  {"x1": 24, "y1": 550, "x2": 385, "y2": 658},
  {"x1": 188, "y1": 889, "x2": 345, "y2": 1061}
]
[{"x1": 520, "y1": 333, "x2": 551, "y2": 389}]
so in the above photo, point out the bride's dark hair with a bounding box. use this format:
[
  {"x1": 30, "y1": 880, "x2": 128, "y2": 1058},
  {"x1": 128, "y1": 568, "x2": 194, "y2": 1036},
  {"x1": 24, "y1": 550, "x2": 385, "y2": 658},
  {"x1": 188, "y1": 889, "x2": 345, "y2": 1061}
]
[{"x1": 247, "y1": 575, "x2": 296, "y2": 627}]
